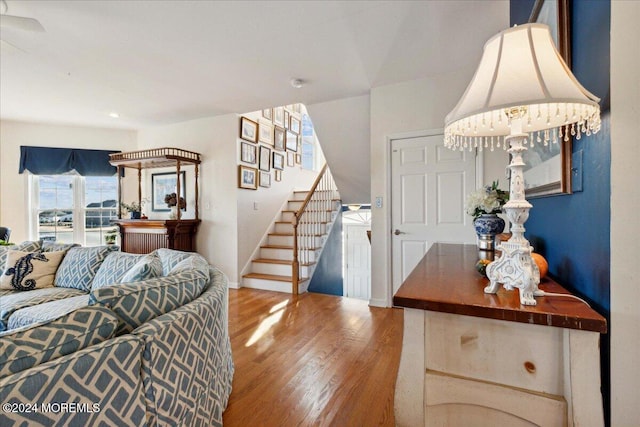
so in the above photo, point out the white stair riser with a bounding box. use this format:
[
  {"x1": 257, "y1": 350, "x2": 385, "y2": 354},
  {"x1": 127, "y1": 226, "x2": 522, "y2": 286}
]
[
  {"x1": 288, "y1": 200, "x2": 333, "y2": 211},
  {"x1": 260, "y1": 247, "x2": 320, "y2": 262},
  {"x1": 275, "y1": 223, "x2": 293, "y2": 234},
  {"x1": 280, "y1": 223, "x2": 328, "y2": 235},
  {"x1": 260, "y1": 247, "x2": 293, "y2": 261},
  {"x1": 242, "y1": 277, "x2": 308, "y2": 294},
  {"x1": 252, "y1": 262, "x2": 310, "y2": 277},
  {"x1": 242, "y1": 277, "x2": 293, "y2": 293},
  {"x1": 281, "y1": 211, "x2": 333, "y2": 223},
  {"x1": 268, "y1": 234, "x2": 294, "y2": 246}
]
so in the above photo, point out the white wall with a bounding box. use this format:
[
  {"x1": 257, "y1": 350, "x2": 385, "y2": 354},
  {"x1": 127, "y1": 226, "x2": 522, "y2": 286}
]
[
  {"x1": 136, "y1": 114, "x2": 240, "y2": 284},
  {"x1": 236, "y1": 109, "x2": 318, "y2": 278},
  {"x1": 0, "y1": 120, "x2": 137, "y2": 242},
  {"x1": 369, "y1": 70, "x2": 509, "y2": 307},
  {"x1": 306, "y1": 95, "x2": 371, "y2": 204},
  {"x1": 610, "y1": 1, "x2": 640, "y2": 424}
]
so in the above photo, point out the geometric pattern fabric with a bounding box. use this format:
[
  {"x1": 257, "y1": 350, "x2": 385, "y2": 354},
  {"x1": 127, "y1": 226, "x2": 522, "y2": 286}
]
[{"x1": 54, "y1": 245, "x2": 119, "y2": 291}]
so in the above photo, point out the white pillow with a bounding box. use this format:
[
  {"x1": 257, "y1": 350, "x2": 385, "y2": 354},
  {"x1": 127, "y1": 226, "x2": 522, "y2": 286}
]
[{"x1": 0, "y1": 250, "x2": 66, "y2": 291}]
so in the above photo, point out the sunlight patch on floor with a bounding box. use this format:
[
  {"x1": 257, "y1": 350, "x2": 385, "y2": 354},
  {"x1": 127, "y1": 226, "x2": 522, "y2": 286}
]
[{"x1": 245, "y1": 299, "x2": 289, "y2": 347}]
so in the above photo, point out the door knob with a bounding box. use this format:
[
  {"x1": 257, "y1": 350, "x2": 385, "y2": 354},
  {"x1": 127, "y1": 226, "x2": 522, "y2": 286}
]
[{"x1": 394, "y1": 229, "x2": 404, "y2": 235}]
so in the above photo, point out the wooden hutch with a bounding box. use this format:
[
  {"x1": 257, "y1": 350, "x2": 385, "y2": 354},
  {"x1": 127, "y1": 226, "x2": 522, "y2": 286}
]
[{"x1": 109, "y1": 148, "x2": 202, "y2": 254}]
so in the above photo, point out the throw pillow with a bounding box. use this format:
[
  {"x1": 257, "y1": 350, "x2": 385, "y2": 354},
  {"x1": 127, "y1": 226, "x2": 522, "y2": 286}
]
[
  {"x1": 54, "y1": 245, "x2": 119, "y2": 291},
  {"x1": 120, "y1": 253, "x2": 163, "y2": 283},
  {"x1": 41, "y1": 241, "x2": 79, "y2": 253},
  {"x1": 0, "y1": 240, "x2": 43, "y2": 276},
  {"x1": 0, "y1": 250, "x2": 66, "y2": 291},
  {"x1": 91, "y1": 252, "x2": 145, "y2": 290}
]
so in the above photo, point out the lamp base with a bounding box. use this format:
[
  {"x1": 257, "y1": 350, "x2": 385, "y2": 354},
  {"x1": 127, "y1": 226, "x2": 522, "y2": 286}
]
[{"x1": 485, "y1": 241, "x2": 541, "y2": 305}]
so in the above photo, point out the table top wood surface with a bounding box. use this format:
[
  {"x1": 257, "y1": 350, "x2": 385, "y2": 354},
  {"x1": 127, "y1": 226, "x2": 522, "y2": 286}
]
[{"x1": 393, "y1": 243, "x2": 607, "y2": 333}]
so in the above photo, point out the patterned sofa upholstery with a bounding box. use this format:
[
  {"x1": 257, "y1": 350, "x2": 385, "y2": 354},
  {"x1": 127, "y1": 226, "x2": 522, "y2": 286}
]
[{"x1": 0, "y1": 245, "x2": 234, "y2": 426}]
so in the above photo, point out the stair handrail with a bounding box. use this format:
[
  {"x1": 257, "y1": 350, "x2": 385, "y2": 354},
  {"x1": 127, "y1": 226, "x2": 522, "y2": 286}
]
[{"x1": 291, "y1": 163, "x2": 335, "y2": 294}]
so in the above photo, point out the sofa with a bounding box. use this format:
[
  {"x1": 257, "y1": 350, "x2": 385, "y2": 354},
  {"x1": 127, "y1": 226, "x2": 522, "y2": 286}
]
[{"x1": 0, "y1": 241, "x2": 234, "y2": 426}]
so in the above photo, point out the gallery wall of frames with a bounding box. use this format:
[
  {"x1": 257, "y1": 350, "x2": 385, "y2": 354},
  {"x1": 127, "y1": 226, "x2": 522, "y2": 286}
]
[{"x1": 237, "y1": 104, "x2": 303, "y2": 190}]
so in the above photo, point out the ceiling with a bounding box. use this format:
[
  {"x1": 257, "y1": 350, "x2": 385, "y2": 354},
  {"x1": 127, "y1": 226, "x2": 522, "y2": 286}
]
[{"x1": 0, "y1": 1, "x2": 508, "y2": 130}]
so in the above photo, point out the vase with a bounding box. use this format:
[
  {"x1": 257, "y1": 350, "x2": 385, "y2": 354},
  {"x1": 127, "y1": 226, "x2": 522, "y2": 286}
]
[
  {"x1": 169, "y1": 206, "x2": 178, "y2": 220},
  {"x1": 473, "y1": 213, "x2": 505, "y2": 251},
  {"x1": 130, "y1": 212, "x2": 141, "y2": 220}
]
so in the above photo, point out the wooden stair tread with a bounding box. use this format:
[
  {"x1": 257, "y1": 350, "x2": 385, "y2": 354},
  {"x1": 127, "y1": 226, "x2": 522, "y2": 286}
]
[
  {"x1": 243, "y1": 273, "x2": 308, "y2": 282},
  {"x1": 261, "y1": 244, "x2": 292, "y2": 249}
]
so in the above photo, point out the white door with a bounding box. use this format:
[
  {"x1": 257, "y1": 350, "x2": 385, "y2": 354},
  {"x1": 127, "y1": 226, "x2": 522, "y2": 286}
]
[
  {"x1": 343, "y1": 210, "x2": 371, "y2": 300},
  {"x1": 391, "y1": 133, "x2": 476, "y2": 295}
]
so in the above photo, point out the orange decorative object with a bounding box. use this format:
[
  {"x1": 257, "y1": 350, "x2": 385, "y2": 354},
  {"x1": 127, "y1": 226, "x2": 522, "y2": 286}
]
[{"x1": 531, "y1": 253, "x2": 549, "y2": 278}]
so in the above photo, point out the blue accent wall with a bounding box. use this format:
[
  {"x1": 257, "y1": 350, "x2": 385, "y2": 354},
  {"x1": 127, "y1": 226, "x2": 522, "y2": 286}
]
[
  {"x1": 511, "y1": 1, "x2": 611, "y2": 423},
  {"x1": 308, "y1": 212, "x2": 343, "y2": 296}
]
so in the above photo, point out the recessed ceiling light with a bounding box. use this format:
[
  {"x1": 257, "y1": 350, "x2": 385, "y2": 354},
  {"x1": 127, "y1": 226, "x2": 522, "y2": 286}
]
[
  {"x1": 108, "y1": 112, "x2": 120, "y2": 118},
  {"x1": 290, "y1": 78, "x2": 304, "y2": 89}
]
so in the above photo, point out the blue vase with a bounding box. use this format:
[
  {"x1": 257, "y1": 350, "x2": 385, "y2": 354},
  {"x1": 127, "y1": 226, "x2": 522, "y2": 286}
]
[
  {"x1": 473, "y1": 213, "x2": 505, "y2": 250},
  {"x1": 130, "y1": 212, "x2": 141, "y2": 220}
]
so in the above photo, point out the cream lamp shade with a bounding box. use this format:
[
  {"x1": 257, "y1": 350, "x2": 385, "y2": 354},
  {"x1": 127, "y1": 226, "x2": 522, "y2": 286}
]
[{"x1": 444, "y1": 23, "x2": 601, "y2": 151}]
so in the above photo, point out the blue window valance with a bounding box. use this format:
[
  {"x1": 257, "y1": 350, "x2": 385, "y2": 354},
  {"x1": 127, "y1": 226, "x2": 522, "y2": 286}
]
[{"x1": 19, "y1": 146, "x2": 121, "y2": 176}]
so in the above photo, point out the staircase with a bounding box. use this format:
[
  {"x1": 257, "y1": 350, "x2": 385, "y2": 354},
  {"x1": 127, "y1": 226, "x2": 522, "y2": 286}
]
[{"x1": 242, "y1": 165, "x2": 340, "y2": 294}]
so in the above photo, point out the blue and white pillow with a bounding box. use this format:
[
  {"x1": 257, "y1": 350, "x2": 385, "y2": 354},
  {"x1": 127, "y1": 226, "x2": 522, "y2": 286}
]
[
  {"x1": 54, "y1": 245, "x2": 119, "y2": 291},
  {"x1": 120, "y1": 253, "x2": 163, "y2": 283},
  {"x1": 91, "y1": 252, "x2": 145, "y2": 290}
]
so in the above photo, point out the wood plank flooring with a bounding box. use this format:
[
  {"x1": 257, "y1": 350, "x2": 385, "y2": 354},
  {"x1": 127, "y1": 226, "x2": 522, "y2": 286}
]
[{"x1": 223, "y1": 288, "x2": 404, "y2": 427}]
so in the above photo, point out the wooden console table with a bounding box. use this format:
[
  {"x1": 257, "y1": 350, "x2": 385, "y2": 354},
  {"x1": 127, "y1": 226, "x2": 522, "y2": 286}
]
[
  {"x1": 113, "y1": 219, "x2": 200, "y2": 254},
  {"x1": 393, "y1": 243, "x2": 607, "y2": 427}
]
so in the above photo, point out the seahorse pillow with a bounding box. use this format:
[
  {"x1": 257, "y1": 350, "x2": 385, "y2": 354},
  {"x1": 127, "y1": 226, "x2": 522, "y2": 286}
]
[{"x1": 0, "y1": 250, "x2": 66, "y2": 291}]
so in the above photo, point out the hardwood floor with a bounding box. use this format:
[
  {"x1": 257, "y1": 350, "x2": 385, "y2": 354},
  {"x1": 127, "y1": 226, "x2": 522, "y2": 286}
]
[{"x1": 223, "y1": 288, "x2": 404, "y2": 427}]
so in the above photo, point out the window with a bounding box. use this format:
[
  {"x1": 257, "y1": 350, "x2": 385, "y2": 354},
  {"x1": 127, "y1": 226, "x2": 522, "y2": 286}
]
[
  {"x1": 32, "y1": 174, "x2": 118, "y2": 246},
  {"x1": 301, "y1": 114, "x2": 316, "y2": 170}
]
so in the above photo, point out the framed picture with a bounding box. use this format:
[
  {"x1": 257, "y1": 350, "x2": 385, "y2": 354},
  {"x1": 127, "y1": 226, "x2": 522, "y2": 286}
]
[
  {"x1": 259, "y1": 121, "x2": 273, "y2": 145},
  {"x1": 240, "y1": 116, "x2": 258, "y2": 143},
  {"x1": 287, "y1": 151, "x2": 295, "y2": 167},
  {"x1": 273, "y1": 107, "x2": 285, "y2": 127},
  {"x1": 274, "y1": 126, "x2": 285, "y2": 151},
  {"x1": 262, "y1": 108, "x2": 273, "y2": 121},
  {"x1": 284, "y1": 111, "x2": 290, "y2": 129},
  {"x1": 292, "y1": 103, "x2": 301, "y2": 114},
  {"x1": 238, "y1": 165, "x2": 258, "y2": 190},
  {"x1": 296, "y1": 153, "x2": 302, "y2": 164},
  {"x1": 275, "y1": 170, "x2": 282, "y2": 182},
  {"x1": 259, "y1": 145, "x2": 271, "y2": 172},
  {"x1": 152, "y1": 171, "x2": 186, "y2": 212},
  {"x1": 289, "y1": 116, "x2": 301, "y2": 134},
  {"x1": 240, "y1": 141, "x2": 256, "y2": 164},
  {"x1": 259, "y1": 171, "x2": 271, "y2": 188},
  {"x1": 286, "y1": 130, "x2": 298, "y2": 152},
  {"x1": 524, "y1": 0, "x2": 572, "y2": 197},
  {"x1": 272, "y1": 152, "x2": 284, "y2": 170}
]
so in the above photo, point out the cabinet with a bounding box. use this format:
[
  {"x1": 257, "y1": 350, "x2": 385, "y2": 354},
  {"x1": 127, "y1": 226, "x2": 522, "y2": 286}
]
[
  {"x1": 393, "y1": 243, "x2": 607, "y2": 427},
  {"x1": 109, "y1": 148, "x2": 202, "y2": 254}
]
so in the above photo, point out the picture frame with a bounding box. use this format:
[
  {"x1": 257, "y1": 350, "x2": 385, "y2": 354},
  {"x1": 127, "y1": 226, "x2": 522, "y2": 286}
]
[
  {"x1": 289, "y1": 116, "x2": 301, "y2": 134},
  {"x1": 274, "y1": 126, "x2": 285, "y2": 151},
  {"x1": 524, "y1": 0, "x2": 572, "y2": 197},
  {"x1": 259, "y1": 145, "x2": 271, "y2": 172},
  {"x1": 272, "y1": 152, "x2": 284, "y2": 170},
  {"x1": 262, "y1": 108, "x2": 273, "y2": 121},
  {"x1": 296, "y1": 153, "x2": 302, "y2": 165},
  {"x1": 273, "y1": 107, "x2": 285, "y2": 127},
  {"x1": 152, "y1": 171, "x2": 186, "y2": 212},
  {"x1": 240, "y1": 117, "x2": 258, "y2": 143},
  {"x1": 259, "y1": 171, "x2": 271, "y2": 188},
  {"x1": 284, "y1": 111, "x2": 290, "y2": 129},
  {"x1": 287, "y1": 151, "x2": 295, "y2": 167},
  {"x1": 240, "y1": 141, "x2": 257, "y2": 164},
  {"x1": 292, "y1": 103, "x2": 301, "y2": 114},
  {"x1": 259, "y1": 121, "x2": 274, "y2": 145},
  {"x1": 238, "y1": 165, "x2": 258, "y2": 190},
  {"x1": 275, "y1": 170, "x2": 282, "y2": 182},
  {"x1": 286, "y1": 130, "x2": 298, "y2": 152}
]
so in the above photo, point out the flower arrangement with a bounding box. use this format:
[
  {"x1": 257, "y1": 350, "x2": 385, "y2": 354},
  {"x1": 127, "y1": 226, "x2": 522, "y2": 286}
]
[
  {"x1": 164, "y1": 193, "x2": 186, "y2": 209},
  {"x1": 465, "y1": 181, "x2": 509, "y2": 219},
  {"x1": 120, "y1": 201, "x2": 144, "y2": 213}
]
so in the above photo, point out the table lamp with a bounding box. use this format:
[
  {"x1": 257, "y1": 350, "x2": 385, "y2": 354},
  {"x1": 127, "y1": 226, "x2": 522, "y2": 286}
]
[{"x1": 444, "y1": 23, "x2": 601, "y2": 305}]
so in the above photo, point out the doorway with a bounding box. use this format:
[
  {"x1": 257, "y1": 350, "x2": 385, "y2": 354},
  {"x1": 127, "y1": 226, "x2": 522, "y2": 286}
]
[
  {"x1": 343, "y1": 207, "x2": 371, "y2": 300},
  {"x1": 390, "y1": 132, "x2": 477, "y2": 296}
]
